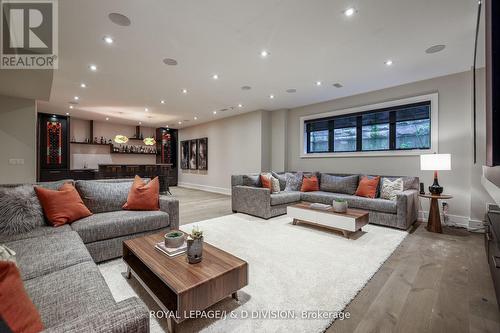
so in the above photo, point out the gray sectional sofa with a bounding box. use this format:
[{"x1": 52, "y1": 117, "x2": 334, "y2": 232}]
[
  {"x1": 0, "y1": 178, "x2": 179, "y2": 332},
  {"x1": 232, "y1": 172, "x2": 419, "y2": 230}
]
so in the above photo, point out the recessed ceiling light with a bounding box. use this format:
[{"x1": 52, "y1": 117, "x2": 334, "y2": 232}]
[
  {"x1": 315, "y1": 81, "x2": 322, "y2": 86},
  {"x1": 89, "y1": 64, "x2": 97, "y2": 71},
  {"x1": 333, "y1": 83, "x2": 343, "y2": 88},
  {"x1": 269, "y1": 94, "x2": 275, "y2": 99},
  {"x1": 66, "y1": 112, "x2": 70, "y2": 115},
  {"x1": 178, "y1": 121, "x2": 182, "y2": 125},
  {"x1": 80, "y1": 83, "x2": 86, "y2": 88},
  {"x1": 160, "y1": 100, "x2": 165, "y2": 104},
  {"x1": 260, "y1": 50, "x2": 269, "y2": 58},
  {"x1": 108, "y1": 13, "x2": 131, "y2": 26},
  {"x1": 237, "y1": 104, "x2": 243, "y2": 108},
  {"x1": 213, "y1": 110, "x2": 217, "y2": 115},
  {"x1": 344, "y1": 8, "x2": 356, "y2": 16},
  {"x1": 425, "y1": 44, "x2": 446, "y2": 54},
  {"x1": 182, "y1": 89, "x2": 188, "y2": 94},
  {"x1": 139, "y1": 121, "x2": 142, "y2": 125},
  {"x1": 144, "y1": 108, "x2": 149, "y2": 112},
  {"x1": 74, "y1": 96, "x2": 79, "y2": 100},
  {"x1": 106, "y1": 117, "x2": 109, "y2": 121},
  {"x1": 194, "y1": 116, "x2": 198, "y2": 120},
  {"x1": 162, "y1": 58, "x2": 178, "y2": 66},
  {"x1": 103, "y1": 36, "x2": 114, "y2": 44},
  {"x1": 69, "y1": 105, "x2": 74, "y2": 109},
  {"x1": 286, "y1": 88, "x2": 297, "y2": 93},
  {"x1": 385, "y1": 59, "x2": 393, "y2": 66},
  {"x1": 241, "y1": 85, "x2": 252, "y2": 90},
  {"x1": 212, "y1": 74, "x2": 219, "y2": 80}
]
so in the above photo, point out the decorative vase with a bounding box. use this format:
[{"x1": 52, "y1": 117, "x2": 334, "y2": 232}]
[
  {"x1": 332, "y1": 200, "x2": 348, "y2": 213},
  {"x1": 164, "y1": 231, "x2": 185, "y2": 248},
  {"x1": 187, "y1": 237, "x2": 203, "y2": 264}
]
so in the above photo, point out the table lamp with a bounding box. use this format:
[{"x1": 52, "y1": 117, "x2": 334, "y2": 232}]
[{"x1": 420, "y1": 153, "x2": 451, "y2": 195}]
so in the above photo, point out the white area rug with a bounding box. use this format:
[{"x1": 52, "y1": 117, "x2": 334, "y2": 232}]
[{"x1": 98, "y1": 214, "x2": 407, "y2": 333}]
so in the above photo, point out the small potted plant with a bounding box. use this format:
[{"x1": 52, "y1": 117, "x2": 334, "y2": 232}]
[
  {"x1": 164, "y1": 230, "x2": 185, "y2": 248},
  {"x1": 332, "y1": 198, "x2": 348, "y2": 213},
  {"x1": 187, "y1": 226, "x2": 203, "y2": 264}
]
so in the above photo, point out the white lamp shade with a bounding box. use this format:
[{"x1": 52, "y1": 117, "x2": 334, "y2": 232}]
[{"x1": 420, "y1": 154, "x2": 451, "y2": 171}]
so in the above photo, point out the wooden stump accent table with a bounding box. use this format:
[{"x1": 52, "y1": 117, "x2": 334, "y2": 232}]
[{"x1": 419, "y1": 194, "x2": 453, "y2": 233}]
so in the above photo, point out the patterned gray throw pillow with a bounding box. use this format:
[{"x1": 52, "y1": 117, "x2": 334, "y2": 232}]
[
  {"x1": 320, "y1": 174, "x2": 359, "y2": 195},
  {"x1": 242, "y1": 175, "x2": 261, "y2": 187},
  {"x1": 284, "y1": 172, "x2": 303, "y2": 191},
  {"x1": 0, "y1": 185, "x2": 44, "y2": 235},
  {"x1": 380, "y1": 178, "x2": 404, "y2": 201}
]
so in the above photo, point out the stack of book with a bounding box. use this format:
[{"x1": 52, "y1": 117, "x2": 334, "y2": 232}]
[{"x1": 154, "y1": 241, "x2": 187, "y2": 257}]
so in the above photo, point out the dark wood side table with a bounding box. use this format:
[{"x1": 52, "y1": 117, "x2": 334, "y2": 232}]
[{"x1": 419, "y1": 194, "x2": 453, "y2": 233}]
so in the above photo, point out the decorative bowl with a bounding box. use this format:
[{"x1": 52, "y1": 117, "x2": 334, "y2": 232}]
[
  {"x1": 164, "y1": 231, "x2": 185, "y2": 248},
  {"x1": 332, "y1": 200, "x2": 348, "y2": 213}
]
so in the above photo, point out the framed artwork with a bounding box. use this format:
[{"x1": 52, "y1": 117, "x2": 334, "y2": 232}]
[
  {"x1": 189, "y1": 139, "x2": 198, "y2": 170},
  {"x1": 180, "y1": 140, "x2": 189, "y2": 169},
  {"x1": 197, "y1": 138, "x2": 208, "y2": 170}
]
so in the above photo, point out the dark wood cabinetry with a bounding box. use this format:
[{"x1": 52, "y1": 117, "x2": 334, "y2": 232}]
[
  {"x1": 485, "y1": 210, "x2": 500, "y2": 308},
  {"x1": 37, "y1": 113, "x2": 70, "y2": 181},
  {"x1": 156, "y1": 128, "x2": 178, "y2": 186}
]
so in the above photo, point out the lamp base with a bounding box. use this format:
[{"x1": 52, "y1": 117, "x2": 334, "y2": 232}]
[{"x1": 428, "y1": 176, "x2": 443, "y2": 195}]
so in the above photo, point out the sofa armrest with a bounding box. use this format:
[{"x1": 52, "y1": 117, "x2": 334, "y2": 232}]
[
  {"x1": 396, "y1": 189, "x2": 419, "y2": 229},
  {"x1": 43, "y1": 297, "x2": 149, "y2": 333},
  {"x1": 232, "y1": 185, "x2": 271, "y2": 219},
  {"x1": 160, "y1": 196, "x2": 179, "y2": 230}
]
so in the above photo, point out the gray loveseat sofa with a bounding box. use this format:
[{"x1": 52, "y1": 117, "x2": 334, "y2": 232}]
[
  {"x1": 0, "y1": 178, "x2": 179, "y2": 332},
  {"x1": 232, "y1": 172, "x2": 419, "y2": 230}
]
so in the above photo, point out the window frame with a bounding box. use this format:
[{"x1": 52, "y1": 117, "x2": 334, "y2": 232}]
[{"x1": 300, "y1": 93, "x2": 438, "y2": 158}]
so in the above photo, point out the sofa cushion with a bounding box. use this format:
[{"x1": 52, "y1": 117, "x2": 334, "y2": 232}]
[
  {"x1": 123, "y1": 176, "x2": 160, "y2": 211},
  {"x1": 355, "y1": 176, "x2": 380, "y2": 198},
  {"x1": 24, "y1": 261, "x2": 115, "y2": 328},
  {"x1": 75, "y1": 180, "x2": 132, "y2": 213},
  {"x1": 300, "y1": 191, "x2": 397, "y2": 213},
  {"x1": 320, "y1": 174, "x2": 359, "y2": 195},
  {"x1": 270, "y1": 191, "x2": 301, "y2": 206},
  {"x1": 242, "y1": 174, "x2": 261, "y2": 187},
  {"x1": 35, "y1": 183, "x2": 92, "y2": 227},
  {"x1": 5, "y1": 231, "x2": 92, "y2": 281},
  {"x1": 71, "y1": 210, "x2": 170, "y2": 243},
  {"x1": 0, "y1": 225, "x2": 71, "y2": 243},
  {"x1": 0, "y1": 185, "x2": 44, "y2": 235},
  {"x1": 381, "y1": 176, "x2": 419, "y2": 191},
  {"x1": 271, "y1": 172, "x2": 287, "y2": 191}
]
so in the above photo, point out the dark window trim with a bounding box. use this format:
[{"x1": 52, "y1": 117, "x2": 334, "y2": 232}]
[{"x1": 305, "y1": 101, "x2": 431, "y2": 154}]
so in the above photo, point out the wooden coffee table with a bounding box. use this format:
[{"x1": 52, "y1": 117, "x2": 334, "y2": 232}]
[
  {"x1": 123, "y1": 232, "x2": 248, "y2": 332},
  {"x1": 287, "y1": 202, "x2": 369, "y2": 238}
]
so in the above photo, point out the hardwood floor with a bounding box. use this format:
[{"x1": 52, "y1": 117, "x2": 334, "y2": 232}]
[
  {"x1": 170, "y1": 187, "x2": 500, "y2": 332},
  {"x1": 170, "y1": 186, "x2": 233, "y2": 225}
]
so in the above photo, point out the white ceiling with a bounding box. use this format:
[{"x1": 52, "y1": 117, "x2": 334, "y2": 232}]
[{"x1": 37, "y1": 0, "x2": 479, "y2": 128}]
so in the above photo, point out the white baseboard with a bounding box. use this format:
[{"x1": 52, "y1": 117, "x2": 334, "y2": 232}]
[
  {"x1": 177, "y1": 182, "x2": 231, "y2": 196},
  {"x1": 418, "y1": 210, "x2": 485, "y2": 231}
]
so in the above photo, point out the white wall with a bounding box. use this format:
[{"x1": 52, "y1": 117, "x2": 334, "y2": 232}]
[
  {"x1": 69, "y1": 118, "x2": 156, "y2": 169},
  {"x1": 285, "y1": 70, "x2": 492, "y2": 226},
  {"x1": 178, "y1": 111, "x2": 265, "y2": 194},
  {"x1": 0, "y1": 94, "x2": 37, "y2": 184},
  {"x1": 271, "y1": 109, "x2": 288, "y2": 172}
]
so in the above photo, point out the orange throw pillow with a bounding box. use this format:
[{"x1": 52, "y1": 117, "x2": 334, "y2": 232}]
[
  {"x1": 260, "y1": 174, "x2": 272, "y2": 190},
  {"x1": 123, "y1": 176, "x2": 160, "y2": 211},
  {"x1": 355, "y1": 176, "x2": 380, "y2": 198},
  {"x1": 0, "y1": 261, "x2": 44, "y2": 333},
  {"x1": 34, "y1": 183, "x2": 92, "y2": 227},
  {"x1": 301, "y1": 175, "x2": 319, "y2": 192}
]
